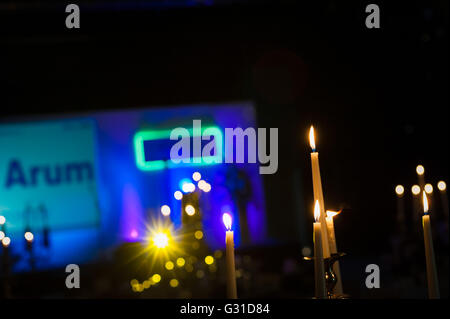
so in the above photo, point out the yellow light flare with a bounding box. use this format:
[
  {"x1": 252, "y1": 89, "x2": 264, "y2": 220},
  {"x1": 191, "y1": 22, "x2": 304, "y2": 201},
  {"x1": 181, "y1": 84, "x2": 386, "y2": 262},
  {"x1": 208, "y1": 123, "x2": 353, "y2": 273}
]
[
  {"x1": 438, "y1": 181, "x2": 446, "y2": 192},
  {"x1": 314, "y1": 200, "x2": 320, "y2": 222},
  {"x1": 222, "y1": 213, "x2": 232, "y2": 230},
  {"x1": 326, "y1": 210, "x2": 341, "y2": 218},
  {"x1": 185, "y1": 205, "x2": 196, "y2": 216},
  {"x1": 309, "y1": 126, "x2": 316, "y2": 151},
  {"x1": 423, "y1": 192, "x2": 429, "y2": 214},
  {"x1": 425, "y1": 184, "x2": 433, "y2": 194},
  {"x1": 143, "y1": 280, "x2": 151, "y2": 289},
  {"x1": 204, "y1": 255, "x2": 214, "y2": 265},
  {"x1": 130, "y1": 279, "x2": 138, "y2": 287},
  {"x1": 152, "y1": 232, "x2": 169, "y2": 249},
  {"x1": 161, "y1": 205, "x2": 171, "y2": 216},
  {"x1": 416, "y1": 165, "x2": 425, "y2": 176},
  {"x1": 395, "y1": 185, "x2": 405, "y2": 196},
  {"x1": 412, "y1": 185, "x2": 421, "y2": 196},
  {"x1": 24, "y1": 231, "x2": 34, "y2": 242}
]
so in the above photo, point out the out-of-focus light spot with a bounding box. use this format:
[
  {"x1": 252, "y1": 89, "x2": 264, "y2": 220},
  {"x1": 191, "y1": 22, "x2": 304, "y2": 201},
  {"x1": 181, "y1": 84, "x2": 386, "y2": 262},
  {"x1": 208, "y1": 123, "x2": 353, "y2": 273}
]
[
  {"x1": 169, "y1": 279, "x2": 179, "y2": 288},
  {"x1": 438, "y1": 181, "x2": 446, "y2": 191},
  {"x1": 196, "y1": 270, "x2": 205, "y2": 278},
  {"x1": 130, "y1": 229, "x2": 138, "y2": 239},
  {"x1": 204, "y1": 256, "x2": 214, "y2": 265},
  {"x1": 185, "y1": 205, "x2": 195, "y2": 216},
  {"x1": 198, "y1": 180, "x2": 207, "y2": 190},
  {"x1": 182, "y1": 182, "x2": 195, "y2": 193},
  {"x1": 2, "y1": 237, "x2": 11, "y2": 247},
  {"x1": 214, "y1": 250, "x2": 223, "y2": 259},
  {"x1": 143, "y1": 280, "x2": 151, "y2": 289},
  {"x1": 209, "y1": 264, "x2": 217, "y2": 273},
  {"x1": 161, "y1": 205, "x2": 171, "y2": 216},
  {"x1": 185, "y1": 264, "x2": 194, "y2": 272},
  {"x1": 176, "y1": 257, "x2": 186, "y2": 267},
  {"x1": 395, "y1": 185, "x2": 405, "y2": 196},
  {"x1": 130, "y1": 279, "x2": 138, "y2": 286},
  {"x1": 152, "y1": 274, "x2": 161, "y2": 283},
  {"x1": 194, "y1": 230, "x2": 203, "y2": 240},
  {"x1": 425, "y1": 184, "x2": 433, "y2": 194},
  {"x1": 302, "y1": 246, "x2": 312, "y2": 257},
  {"x1": 412, "y1": 185, "x2": 421, "y2": 196},
  {"x1": 235, "y1": 269, "x2": 242, "y2": 278},
  {"x1": 24, "y1": 232, "x2": 34, "y2": 242},
  {"x1": 203, "y1": 183, "x2": 211, "y2": 193},
  {"x1": 0, "y1": 216, "x2": 5, "y2": 225},
  {"x1": 192, "y1": 242, "x2": 200, "y2": 250},
  {"x1": 0, "y1": 231, "x2": 4, "y2": 241},
  {"x1": 165, "y1": 261, "x2": 174, "y2": 270},
  {"x1": 174, "y1": 191, "x2": 183, "y2": 200},
  {"x1": 152, "y1": 232, "x2": 169, "y2": 248},
  {"x1": 192, "y1": 172, "x2": 201, "y2": 182},
  {"x1": 416, "y1": 165, "x2": 425, "y2": 176}
]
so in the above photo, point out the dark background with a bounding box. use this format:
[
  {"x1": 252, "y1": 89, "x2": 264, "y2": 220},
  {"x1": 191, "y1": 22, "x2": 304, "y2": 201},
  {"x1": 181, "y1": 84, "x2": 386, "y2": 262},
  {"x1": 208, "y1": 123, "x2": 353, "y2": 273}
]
[{"x1": 0, "y1": 0, "x2": 448, "y2": 298}]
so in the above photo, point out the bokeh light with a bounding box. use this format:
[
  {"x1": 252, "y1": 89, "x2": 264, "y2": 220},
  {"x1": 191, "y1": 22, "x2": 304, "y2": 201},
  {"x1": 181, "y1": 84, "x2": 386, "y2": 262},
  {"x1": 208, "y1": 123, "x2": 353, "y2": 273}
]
[
  {"x1": 192, "y1": 172, "x2": 201, "y2": 182},
  {"x1": 204, "y1": 255, "x2": 214, "y2": 265},
  {"x1": 152, "y1": 274, "x2": 161, "y2": 283},
  {"x1": 185, "y1": 205, "x2": 196, "y2": 216},
  {"x1": 194, "y1": 230, "x2": 203, "y2": 240},
  {"x1": 152, "y1": 232, "x2": 169, "y2": 248},
  {"x1": 161, "y1": 205, "x2": 171, "y2": 216},
  {"x1": 176, "y1": 257, "x2": 186, "y2": 267},
  {"x1": 169, "y1": 279, "x2": 179, "y2": 288},
  {"x1": 425, "y1": 184, "x2": 433, "y2": 194},
  {"x1": 416, "y1": 165, "x2": 425, "y2": 176},
  {"x1": 412, "y1": 185, "x2": 421, "y2": 196},
  {"x1": 165, "y1": 261, "x2": 175, "y2": 270},
  {"x1": 24, "y1": 231, "x2": 34, "y2": 242},
  {"x1": 174, "y1": 191, "x2": 183, "y2": 200},
  {"x1": 0, "y1": 216, "x2": 5, "y2": 225},
  {"x1": 395, "y1": 185, "x2": 405, "y2": 196},
  {"x1": 438, "y1": 181, "x2": 446, "y2": 191}
]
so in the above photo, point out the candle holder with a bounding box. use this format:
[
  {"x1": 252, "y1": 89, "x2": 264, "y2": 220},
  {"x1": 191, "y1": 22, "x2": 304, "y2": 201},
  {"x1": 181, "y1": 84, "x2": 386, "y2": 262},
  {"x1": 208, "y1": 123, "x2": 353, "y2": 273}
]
[{"x1": 324, "y1": 252, "x2": 348, "y2": 299}]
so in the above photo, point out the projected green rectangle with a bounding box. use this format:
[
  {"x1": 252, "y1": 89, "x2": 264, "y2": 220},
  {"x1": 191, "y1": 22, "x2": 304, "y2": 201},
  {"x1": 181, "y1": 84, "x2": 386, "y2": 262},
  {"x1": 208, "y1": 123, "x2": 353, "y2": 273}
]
[{"x1": 133, "y1": 126, "x2": 223, "y2": 171}]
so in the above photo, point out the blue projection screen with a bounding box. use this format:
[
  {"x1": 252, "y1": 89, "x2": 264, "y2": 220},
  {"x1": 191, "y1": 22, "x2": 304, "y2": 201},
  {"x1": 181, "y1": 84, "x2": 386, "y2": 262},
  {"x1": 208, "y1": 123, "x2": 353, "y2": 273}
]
[{"x1": 0, "y1": 120, "x2": 99, "y2": 235}]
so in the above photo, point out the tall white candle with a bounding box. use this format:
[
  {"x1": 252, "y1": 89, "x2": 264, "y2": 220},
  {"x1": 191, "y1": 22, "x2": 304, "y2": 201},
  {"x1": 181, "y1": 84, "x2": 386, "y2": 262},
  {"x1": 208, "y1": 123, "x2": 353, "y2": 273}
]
[
  {"x1": 309, "y1": 126, "x2": 331, "y2": 258},
  {"x1": 313, "y1": 201, "x2": 327, "y2": 299},
  {"x1": 422, "y1": 192, "x2": 440, "y2": 299},
  {"x1": 326, "y1": 210, "x2": 343, "y2": 295},
  {"x1": 223, "y1": 213, "x2": 237, "y2": 299}
]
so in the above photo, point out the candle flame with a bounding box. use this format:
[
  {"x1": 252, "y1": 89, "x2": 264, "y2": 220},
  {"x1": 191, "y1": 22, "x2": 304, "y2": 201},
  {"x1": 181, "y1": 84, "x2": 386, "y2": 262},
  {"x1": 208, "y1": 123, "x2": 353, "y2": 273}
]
[
  {"x1": 223, "y1": 213, "x2": 232, "y2": 230},
  {"x1": 326, "y1": 210, "x2": 341, "y2": 218},
  {"x1": 314, "y1": 200, "x2": 320, "y2": 222},
  {"x1": 423, "y1": 192, "x2": 429, "y2": 214},
  {"x1": 309, "y1": 126, "x2": 316, "y2": 151}
]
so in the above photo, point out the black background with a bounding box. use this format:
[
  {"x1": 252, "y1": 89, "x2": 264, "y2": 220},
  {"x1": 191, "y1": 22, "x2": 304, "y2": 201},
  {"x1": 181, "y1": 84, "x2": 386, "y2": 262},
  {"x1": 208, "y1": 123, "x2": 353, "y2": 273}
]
[{"x1": 0, "y1": 0, "x2": 448, "y2": 299}]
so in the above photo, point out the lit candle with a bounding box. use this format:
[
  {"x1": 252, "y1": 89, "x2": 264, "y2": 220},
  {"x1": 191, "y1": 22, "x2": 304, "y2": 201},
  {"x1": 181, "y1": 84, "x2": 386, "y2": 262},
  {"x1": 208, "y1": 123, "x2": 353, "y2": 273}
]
[
  {"x1": 422, "y1": 192, "x2": 440, "y2": 299},
  {"x1": 437, "y1": 181, "x2": 448, "y2": 221},
  {"x1": 309, "y1": 126, "x2": 331, "y2": 258},
  {"x1": 395, "y1": 185, "x2": 406, "y2": 233},
  {"x1": 326, "y1": 210, "x2": 343, "y2": 295},
  {"x1": 223, "y1": 213, "x2": 237, "y2": 299},
  {"x1": 416, "y1": 165, "x2": 425, "y2": 190},
  {"x1": 412, "y1": 185, "x2": 421, "y2": 226},
  {"x1": 313, "y1": 201, "x2": 327, "y2": 299}
]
